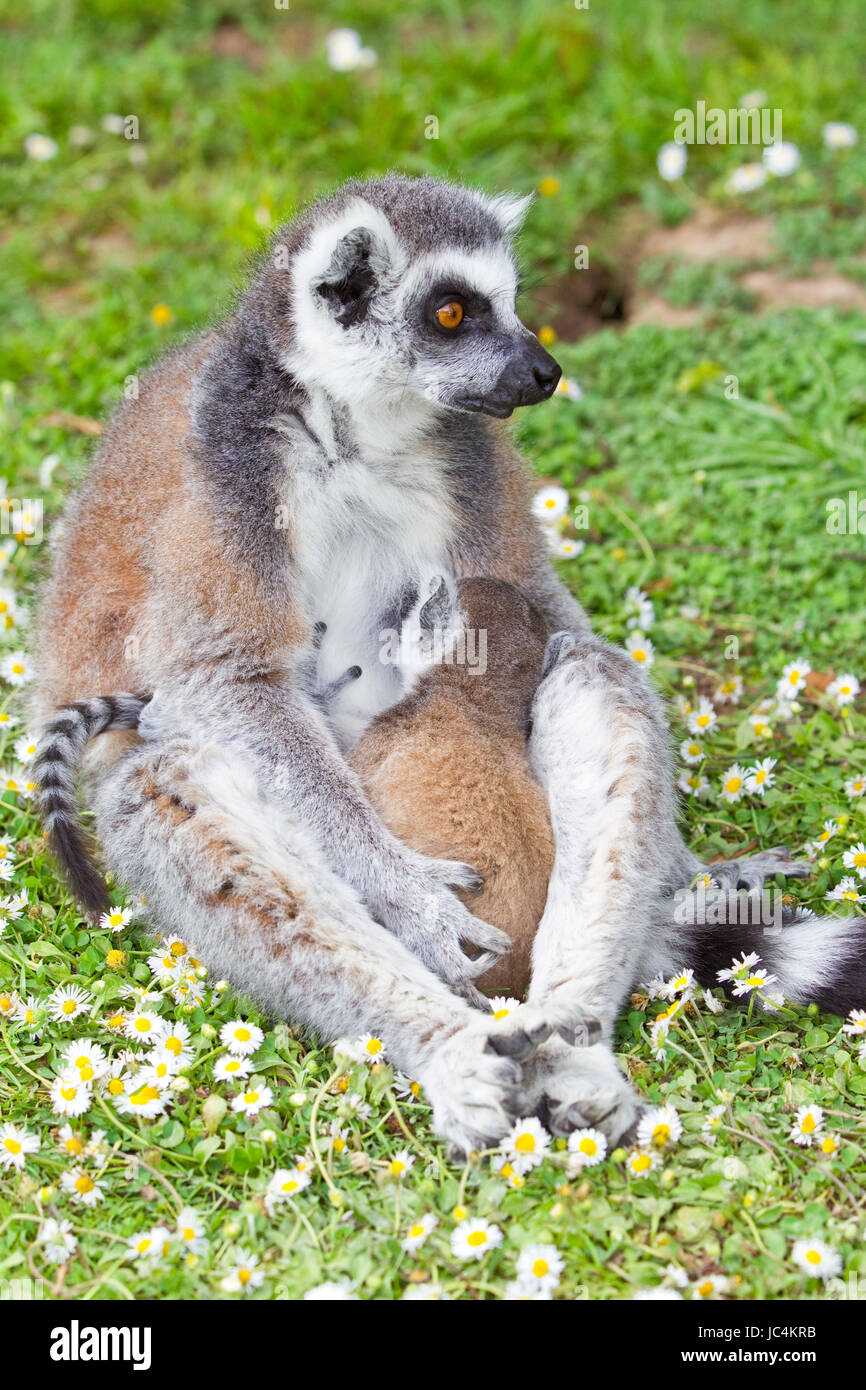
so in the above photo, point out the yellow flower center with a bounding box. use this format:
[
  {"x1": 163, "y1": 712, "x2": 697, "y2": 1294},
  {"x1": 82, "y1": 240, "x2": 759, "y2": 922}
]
[
  {"x1": 514, "y1": 1133, "x2": 536, "y2": 1153},
  {"x1": 532, "y1": 1259, "x2": 549, "y2": 1278},
  {"x1": 410, "y1": 1224, "x2": 424, "y2": 1238},
  {"x1": 165, "y1": 1037, "x2": 182, "y2": 1054},
  {"x1": 632, "y1": 649, "x2": 646, "y2": 663},
  {"x1": 60, "y1": 1084, "x2": 77, "y2": 1101},
  {"x1": 652, "y1": 1124, "x2": 671, "y2": 1146},
  {"x1": 726, "y1": 777, "x2": 742, "y2": 794},
  {"x1": 854, "y1": 852, "x2": 866, "y2": 867},
  {"x1": 244, "y1": 1091, "x2": 259, "y2": 1104},
  {"x1": 65, "y1": 1137, "x2": 83, "y2": 1154},
  {"x1": 467, "y1": 1230, "x2": 487, "y2": 1247},
  {"x1": 696, "y1": 715, "x2": 710, "y2": 727},
  {"x1": 805, "y1": 1249, "x2": 820, "y2": 1265},
  {"x1": 801, "y1": 1113, "x2": 816, "y2": 1133},
  {"x1": 698, "y1": 1280, "x2": 713, "y2": 1297},
  {"x1": 632, "y1": 1154, "x2": 651, "y2": 1173},
  {"x1": 365, "y1": 1038, "x2": 383, "y2": 1054},
  {"x1": 4, "y1": 1137, "x2": 21, "y2": 1154},
  {"x1": 235, "y1": 1027, "x2": 250, "y2": 1042},
  {"x1": 134, "y1": 1017, "x2": 151, "y2": 1033},
  {"x1": 579, "y1": 1137, "x2": 597, "y2": 1156},
  {"x1": 130, "y1": 1085, "x2": 159, "y2": 1106},
  {"x1": 108, "y1": 1077, "x2": 124, "y2": 1095},
  {"x1": 62, "y1": 1000, "x2": 77, "y2": 1015},
  {"x1": 75, "y1": 1174, "x2": 94, "y2": 1194}
]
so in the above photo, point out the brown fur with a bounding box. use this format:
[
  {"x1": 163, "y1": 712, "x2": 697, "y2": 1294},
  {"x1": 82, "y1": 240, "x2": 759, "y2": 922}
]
[{"x1": 350, "y1": 578, "x2": 554, "y2": 996}]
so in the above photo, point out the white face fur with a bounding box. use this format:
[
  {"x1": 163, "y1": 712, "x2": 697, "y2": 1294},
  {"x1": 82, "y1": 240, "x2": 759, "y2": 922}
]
[{"x1": 283, "y1": 192, "x2": 560, "y2": 450}]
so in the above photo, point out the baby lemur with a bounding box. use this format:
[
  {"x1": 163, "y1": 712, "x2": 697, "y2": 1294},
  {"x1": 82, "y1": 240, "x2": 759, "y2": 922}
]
[
  {"x1": 349, "y1": 576, "x2": 555, "y2": 998},
  {"x1": 33, "y1": 173, "x2": 863, "y2": 1154}
]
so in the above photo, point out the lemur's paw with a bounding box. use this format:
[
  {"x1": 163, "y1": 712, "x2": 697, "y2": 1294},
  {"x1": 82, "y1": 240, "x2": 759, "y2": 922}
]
[
  {"x1": 484, "y1": 1002, "x2": 602, "y2": 1060},
  {"x1": 523, "y1": 1037, "x2": 644, "y2": 1145},
  {"x1": 424, "y1": 855, "x2": 485, "y2": 895},
  {"x1": 423, "y1": 1025, "x2": 527, "y2": 1159},
  {"x1": 389, "y1": 858, "x2": 511, "y2": 990},
  {"x1": 709, "y1": 845, "x2": 811, "y2": 892}
]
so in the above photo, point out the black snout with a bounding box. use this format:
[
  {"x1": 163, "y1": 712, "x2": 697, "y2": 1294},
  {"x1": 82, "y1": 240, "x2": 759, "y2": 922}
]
[
  {"x1": 492, "y1": 340, "x2": 562, "y2": 410},
  {"x1": 453, "y1": 339, "x2": 562, "y2": 418}
]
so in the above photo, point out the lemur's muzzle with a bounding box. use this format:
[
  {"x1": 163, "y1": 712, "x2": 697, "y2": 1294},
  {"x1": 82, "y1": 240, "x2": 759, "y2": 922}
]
[{"x1": 454, "y1": 340, "x2": 562, "y2": 418}]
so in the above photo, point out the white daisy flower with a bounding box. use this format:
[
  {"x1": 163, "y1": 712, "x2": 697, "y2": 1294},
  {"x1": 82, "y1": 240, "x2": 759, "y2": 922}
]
[
  {"x1": 762, "y1": 141, "x2": 801, "y2": 176},
  {"x1": 827, "y1": 876, "x2": 865, "y2": 903},
  {"x1": 680, "y1": 738, "x2": 705, "y2": 765},
  {"x1": 714, "y1": 675, "x2": 743, "y2": 705},
  {"x1": 554, "y1": 377, "x2": 583, "y2": 402},
  {"x1": 692, "y1": 1274, "x2": 729, "y2": 1299},
  {"x1": 828, "y1": 673, "x2": 860, "y2": 706},
  {"x1": 657, "y1": 141, "x2": 687, "y2": 181},
  {"x1": 843, "y1": 843, "x2": 866, "y2": 879},
  {"x1": 624, "y1": 586, "x2": 655, "y2": 630},
  {"x1": 790, "y1": 1104, "x2": 824, "y2": 1147},
  {"x1": 13, "y1": 733, "x2": 37, "y2": 762},
  {"x1": 0, "y1": 987, "x2": 18, "y2": 1018},
  {"x1": 214, "y1": 1053, "x2": 252, "y2": 1083},
  {"x1": 843, "y1": 1008, "x2": 866, "y2": 1036},
  {"x1": 637, "y1": 1105, "x2": 683, "y2": 1150},
  {"x1": 401, "y1": 1213, "x2": 438, "y2": 1253},
  {"x1": 516, "y1": 1243, "x2": 563, "y2": 1291},
  {"x1": 719, "y1": 762, "x2": 748, "y2": 803},
  {"x1": 1, "y1": 651, "x2": 33, "y2": 686},
  {"x1": 777, "y1": 659, "x2": 811, "y2": 700},
  {"x1": 702, "y1": 1104, "x2": 726, "y2": 1145},
  {"x1": 745, "y1": 757, "x2": 777, "y2": 795},
  {"x1": 748, "y1": 712, "x2": 773, "y2": 738},
  {"x1": 0, "y1": 835, "x2": 16, "y2": 864},
  {"x1": 626, "y1": 1149, "x2": 659, "y2": 1178},
  {"x1": 532, "y1": 485, "x2": 570, "y2": 523},
  {"x1": 402, "y1": 1282, "x2": 451, "y2": 1300},
  {"x1": 24, "y1": 133, "x2": 59, "y2": 161},
  {"x1": 125, "y1": 1009, "x2": 161, "y2": 1042},
  {"x1": 702, "y1": 989, "x2": 725, "y2": 1015},
  {"x1": 39, "y1": 1217, "x2": 77, "y2": 1264},
  {"x1": 176, "y1": 1208, "x2": 208, "y2": 1256},
  {"x1": 661, "y1": 968, "x2": 695, "y2": 1000},
  {"x1": 326, "y1": 29, "x2": 377, "y2": 71},
  {"x1": 128, "y1": 1226, "x2": 172, "y2": 1261},
  {"x1": 61, "y1": 1039, "x2": 108, "y2": 1083},
  {"x1": 115, "y1": 1080, "x2": 168, "y2": 1120},
  {"x1": 678, "y1": 771, "x2": 713, "y2": 800},
  {"x1": 731, "y1": 967, "x2": 777, "y2": 997},
  {"x1": 451, "y1": 1216, "x2": 503, "y2": 1260},
  {"x1": 357, "y1": 1034, "x2": 387, "y2": 1063},
  {"x1": 265, "y1": 1168, "x2": 312, "y2": 1215},
  {"x1": 154, "y1": 1019, "x2": 193, "y2": 1063},
  {"x1": 48, "y1": 983, "x2": 92, "y2": 1023},
  {"x1": 386, "y1": 1148, "x2": 414, "y2": 1179},
  {"x1": 231, "y1": 1084, "x2": 273, "y2": 1117},
  {"x1": 813, "y1": 818, "x2": 839, "y2": 849},
  {"x1": 138, "y1": 1048, "x2": 181, "y2": 1088},
  {"x1": 489, "y1": 996, "x2": 522, "y2": 1021},
  {"x1": 687, "y1": 698, "x2": 718, "y2": 736},
  {"x1": 791, "y1": 1237, "x2": 841, "y2": 1279},
  {"x1": 221, "y1": 1249, "x2": 266, "y2": 1294},
  {"x1": 633, "y1": 1286, "x2": 683, "y2": 1300},
  {"x1": 503, "y1": 1116, "x2": 551, "y2": 1173},
  {"x1": 60, "y1": 1168, "x2": 104, "y2": 1206},
  {"x1": 625, "y1": 632, "x2": 655, "y2": 668},
  {"x1": 99, "y1": 906, "x2": 132, "y2": 934},
  {"x1": 555, "y1": 537, "x2": 584, "y2": 559},
  {"x1": 0, "y1": 1122, "x2": 39, "y2": 1170},
  {"x1": 823, "y1": 122, "x2": 857, "y2": 149},
  {"x1": 727, "y1": 162, "x2": 767, "y2": 194},
  {"x1": 303, "y1": 1278, "x2": 358, "y2": 1300},
  {"x1": 220, "y1": 1019, "x2": 264, "y2": 1056},
  {"x1": 567, "y1": 1127, "x2": 607, "y2": 1168}
]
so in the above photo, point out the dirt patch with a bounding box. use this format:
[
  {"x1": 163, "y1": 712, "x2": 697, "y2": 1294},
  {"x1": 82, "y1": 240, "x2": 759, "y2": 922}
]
[
  {"x1": 89, "y1": 226, "x2": 136, "y2": 266},
  {"x1": 529, "y1": 263, "x2": 626, "y2": 339},
  {"x1": 210, "y1": 20, "x2": 268, "y2": 68},
  {"x1": 638, "y1": 206, "x2": 775, "y2": 263},
  {"x1": 628, "y1": 296, "x2": 702, "y2": 328},
  {"x1": 739, "y1": 267, "x2": 866, "y2": 311}
]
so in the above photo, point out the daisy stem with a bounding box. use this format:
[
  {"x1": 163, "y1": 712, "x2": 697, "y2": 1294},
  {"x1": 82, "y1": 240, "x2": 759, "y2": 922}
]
[
  {"x1": 308, "y1": 1066, "x2": 342, "y2": 1204},
  {"x1": 681, "y1": 1010, "x2": 715, "y2": 1077},
  {"x1": 1, "y1": 1018, "x2": 45, "y2": 1084},
  {"x1": 385, "y1": 1089, "x2": 441, "y2": 1172}
]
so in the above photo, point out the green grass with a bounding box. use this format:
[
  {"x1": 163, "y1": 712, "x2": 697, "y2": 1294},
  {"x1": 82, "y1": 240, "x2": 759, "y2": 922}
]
[{"x1": 1, "y1": 0, "x2": 866, "y2": 1302}]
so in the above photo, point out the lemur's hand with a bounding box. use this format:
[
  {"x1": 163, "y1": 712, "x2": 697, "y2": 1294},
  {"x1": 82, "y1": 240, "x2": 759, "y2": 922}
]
[{"x1": 377, "y1": 849, "x2": 512, "y2": 994}]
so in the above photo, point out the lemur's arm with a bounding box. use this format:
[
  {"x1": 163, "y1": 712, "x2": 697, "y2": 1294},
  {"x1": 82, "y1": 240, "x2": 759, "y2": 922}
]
[{"x1": 139, "y1": 666, "x2": 510, "y2": 997}]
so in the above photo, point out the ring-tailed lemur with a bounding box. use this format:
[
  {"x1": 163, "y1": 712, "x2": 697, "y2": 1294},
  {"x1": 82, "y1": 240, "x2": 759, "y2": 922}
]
[
  {"x1": 350, "y1": 575, "x2": 558, "y2": 1002},
  {"x1": 32, "y1": 174, "x2": 866, "y2": 1153}
]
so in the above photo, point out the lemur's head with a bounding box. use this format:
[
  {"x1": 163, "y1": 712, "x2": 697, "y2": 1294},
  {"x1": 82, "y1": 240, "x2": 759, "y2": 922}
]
[{"x1": 278, "y1": 174, "x2": 561, "y2": 422}]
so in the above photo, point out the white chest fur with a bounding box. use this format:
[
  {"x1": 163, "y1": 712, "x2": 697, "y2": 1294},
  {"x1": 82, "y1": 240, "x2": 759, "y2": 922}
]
[{"x1": 289, "y1": 448, "x2": 456, "y2": 749}]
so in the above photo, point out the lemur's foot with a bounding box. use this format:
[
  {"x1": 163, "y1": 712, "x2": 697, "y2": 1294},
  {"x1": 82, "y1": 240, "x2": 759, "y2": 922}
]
[
  {"x1": 384, "y1": 852, "x2": 511, "y2": 992},
  {"x1": 485, "y1": 1001, "x2": 602, "y2": 1058},
  {"x1": 421, "y1": 1022, "x2": 529, "y2": 1159},
  {"x1": 522, "y1": 1035, "x2": 644, "y2": 1144},
  {"x1": 708, "y1": 845, "x2": 811, "y2": 892}
]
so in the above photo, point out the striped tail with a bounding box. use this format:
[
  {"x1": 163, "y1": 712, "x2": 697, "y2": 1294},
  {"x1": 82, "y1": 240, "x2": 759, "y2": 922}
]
[{"x1": 34, "y1": 693, "x2": 151, "y2": 914}]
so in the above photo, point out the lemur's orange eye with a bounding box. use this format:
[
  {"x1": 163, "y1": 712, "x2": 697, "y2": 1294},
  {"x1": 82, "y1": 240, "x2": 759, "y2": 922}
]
[{"x1": 435, "y1": 300, "x2": 464, "y2": 329}]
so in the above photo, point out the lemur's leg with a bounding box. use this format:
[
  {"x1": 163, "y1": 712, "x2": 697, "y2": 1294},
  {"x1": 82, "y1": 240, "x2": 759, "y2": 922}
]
[
  {"x1": 92, "y1": 732, "x2": 550, "y2": 1156},
  {"x1": 137, "y1": 678, "x2": 511, "y2": 997},
  {"x1": 522, "y1": 634, "x2": 691, "y2": 1142}
]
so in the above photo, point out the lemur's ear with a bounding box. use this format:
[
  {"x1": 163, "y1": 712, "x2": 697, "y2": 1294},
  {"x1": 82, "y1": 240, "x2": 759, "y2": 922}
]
[
  {"x1": 418, "y1": 575, "x2": 454, "y2": 630},
  {"x1": 487, "y1": 192, "x2": 533, "y2": 238},
  {"x1": 313, "y1": 227, "x2": 384, "y2": 328}
]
